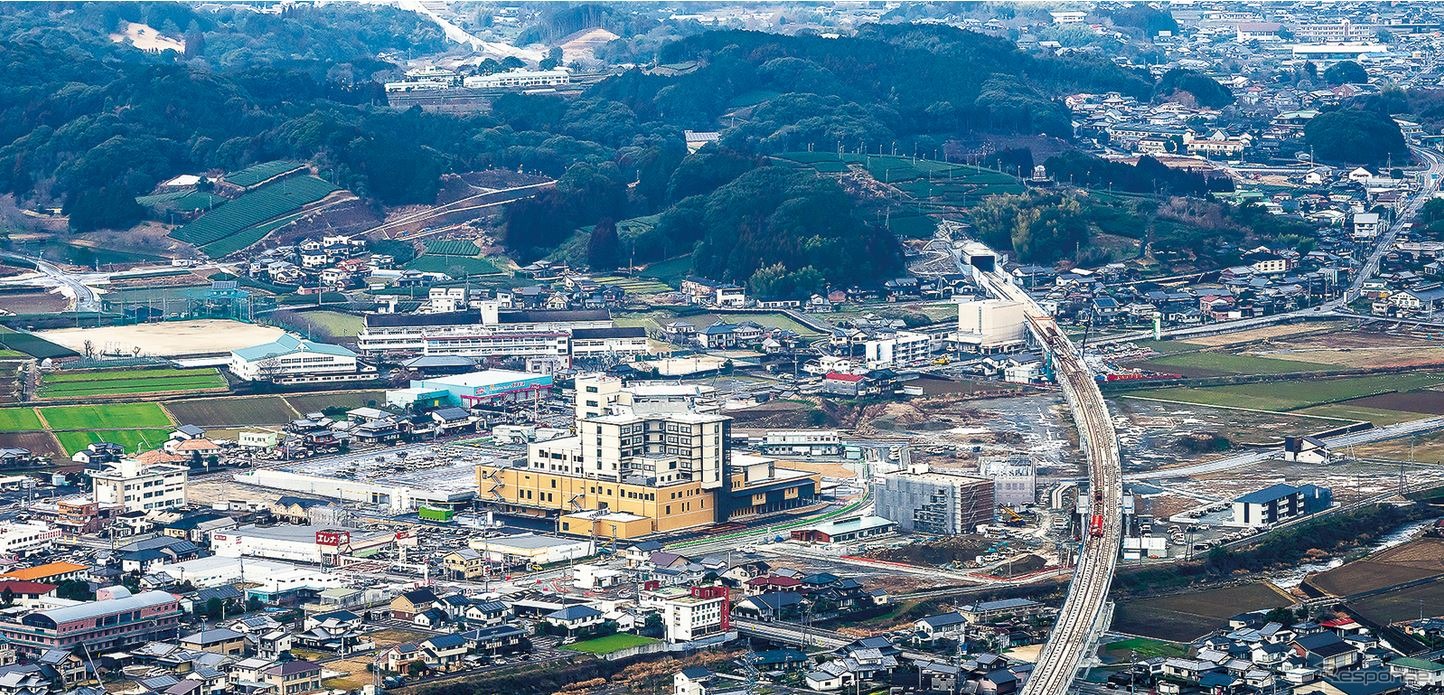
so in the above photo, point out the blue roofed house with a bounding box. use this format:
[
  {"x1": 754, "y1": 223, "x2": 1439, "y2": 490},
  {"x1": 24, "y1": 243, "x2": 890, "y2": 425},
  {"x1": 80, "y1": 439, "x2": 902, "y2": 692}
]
[
  {"x1": 675, "y1": 666, "x2": 717, "y2": 695},
  {"x1": 228, "y1": 333, "x2": 361, "y2": 382},
  {"x1": 420, "y1": 633, "x2": 472, "y2": 671},
  {"x1": 462, "y1": 624, "x2": 527, "y2": 653},
  {"x1": 1292, "y1": 632, "x2": 1361, "y2": 674},
  {"x1": 544, "y1": 605, "x2": 605, "y2": 633},
  {"x1": 915, "y1": 612, "x2": 968, "y2": 640}
]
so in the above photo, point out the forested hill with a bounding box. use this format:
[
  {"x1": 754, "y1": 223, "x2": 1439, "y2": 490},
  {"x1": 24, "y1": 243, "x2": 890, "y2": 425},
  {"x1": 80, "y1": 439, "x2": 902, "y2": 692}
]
[
  {"x1": 0, "y1": 7, "x2": 1198, "y2": 295},
  {"x1": 0, "y1": 3, "x2": 457, "y2": 231},
  {"x1": 592, "y1": 25, "x2": 1153, "y2": 144}
]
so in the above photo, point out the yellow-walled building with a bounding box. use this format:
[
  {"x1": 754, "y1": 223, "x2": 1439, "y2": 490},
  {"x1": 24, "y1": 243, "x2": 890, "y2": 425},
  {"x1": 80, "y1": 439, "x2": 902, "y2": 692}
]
[{"x1": 475, "y1": 379, "x2": 823, "y2": 540}]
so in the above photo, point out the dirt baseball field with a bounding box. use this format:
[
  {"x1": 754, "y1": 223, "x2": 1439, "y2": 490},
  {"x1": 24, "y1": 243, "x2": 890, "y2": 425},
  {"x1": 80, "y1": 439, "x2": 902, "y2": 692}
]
[{"x1": 37, "y1": 320, "x2": 285, "y2": 357}]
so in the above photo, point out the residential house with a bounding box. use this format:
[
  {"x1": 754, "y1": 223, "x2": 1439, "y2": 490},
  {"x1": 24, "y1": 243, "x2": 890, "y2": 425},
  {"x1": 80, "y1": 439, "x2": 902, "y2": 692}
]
[
  {"x1": 261, "y1": 661, "x2": 322, "y2": 695},
  {"x1": 390, "y1": 588, "x2": 439, "y2": 620},
  {"x1": 419, "y1": 634, "x2": 471, "y2": 671},
  {"x1": 544, "y1": 605, "x2": 605, "y2": 634},
  {"x1": 1292, "y1": 633, "x2": 1360, "y2": 674},
  {"x1": 916, "y1": 612, "x2": 968, "y2": 640},
  {"x1": 732, "y1": 592, "x2": 803, "y2": 621},
  {"x1": 178, "y1": 628, "x2": 246, "y2": 657}
]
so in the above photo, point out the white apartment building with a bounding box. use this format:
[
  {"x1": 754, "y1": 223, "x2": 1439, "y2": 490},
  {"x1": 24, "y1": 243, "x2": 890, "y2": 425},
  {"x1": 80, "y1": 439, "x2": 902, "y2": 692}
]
[
  {"x1": 92, "y1": 459, "x2": 188, "y2": 513},
  {"x1": 863, "y1": 330, "x2": 931, "y2": 368},
  {"x1": 421, "y1": 332, "x2": 570, "y2": 359},
  {"x1": 357, "y1": 306, "x2": 611, "y2": 357},
  {"x1": 1250, "y1": 256, "x2": 1289, "y2": 275},
  {"x1": 0, "y1": 521, "x2": 61, "y2": 557},
  {"x1": 759, "y1": 430, "x2": 843, "y2": 457},
  {"x1": 427, "y1": 287, "x2": 478, "y2": 313},
  {"x1": 660, "y1": 592, "x2": 727, "y2": 643}
]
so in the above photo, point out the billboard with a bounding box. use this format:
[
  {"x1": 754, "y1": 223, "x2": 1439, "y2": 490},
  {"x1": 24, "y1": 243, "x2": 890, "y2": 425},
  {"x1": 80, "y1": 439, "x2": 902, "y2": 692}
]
[
  {"x1": 315, "y1": 529, "x2": 352, "y2": 547},
  {"x1": 471, "y1": 374, "x2": 552, "y2": 397}
]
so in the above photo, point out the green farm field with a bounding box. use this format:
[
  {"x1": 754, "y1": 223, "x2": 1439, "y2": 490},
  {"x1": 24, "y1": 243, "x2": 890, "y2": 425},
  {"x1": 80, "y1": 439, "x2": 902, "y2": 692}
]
[
  {"x1": 714, "y1": 311, "x2": 825, "y2": 337},
  {"x1": 201, "y1": 212, "x2": 304, "y2": 256},
  {"x1": 0, "y1": 326, "x2": 77, "y2": 359},
  {"x1": 55, "y1": 429, "x2": 173, "y2": 456},
  {"x1": 423, "y1": 239, "x2": 481, "y2": 256},
  {"x1": 636, "y1": 256, "x2": 691, "y2": 287},
  {"x1": 1130, "y1": 373, "x2": 1444, "y2": 413},
  {"x1": 1294, "y1": 404, "x2": 1428, "y2": 426},
  {"x1": 171, "y1": 175, "x2": 337, "y2": 249},
  {"x1": 223, "y1": 160, "x2": 304, "y2": 187},
  {"x1": 39, "y1": 402, "x2": 174, "y2": 430},
  {"x1": 1100, "y1": 637, "x2": 1186, "y2": 662},
  {"x1": 591, "y1": 275, "x2": 674, "y2": 295},
  {"x1": 38, "y1": 368, "x2": 227, "y2": 398},
  {"x1": 0, "y1": 408, "x2": 43, "y2": 432}
]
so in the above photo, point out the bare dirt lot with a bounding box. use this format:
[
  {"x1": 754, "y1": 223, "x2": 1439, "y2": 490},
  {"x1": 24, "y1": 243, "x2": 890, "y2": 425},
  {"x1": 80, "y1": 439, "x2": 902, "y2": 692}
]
[
  {"x1": 109, "y1": 21, "x2": 183, "y2": 52},
  {"x1": 1111, "y1": 397, "x2": 1335, "y2": 473},
  {"x1": 0, "y1": 289, "x2": 69, "y2": 314},
  {"x1": 1113, "y1": 582, "x2": 1293, "y2": 641},
  {"x1": 0, "y1": 431, "x2": 62, "y2": 460},
  {"x1": 1185, "y1": 324, "x2": 1337, "y2": 348},
  {"x1": 865, "y1": 534, "x2": 994, "y2": 567},
  {"x1": 1185, "y1": 457, "x2": 1426, "y2": 508},
  {"x1": 1306, "y1": 538, "x2": 1444, "y2": 597},
  {"x1": 1349, "y1": 576, "x2": 1444, "y2": 625},
  {"x1": 1355, "y1": 428, "x2": 1444, "y2": 463},
  {"x1": 37, "y1": 320, "x2": 284, "y2": 357},
  {"x1": 1242, "y1": 329, "x2": 1444, "y2": 369},
  {"x1": 1344, "y1": 390, "x2": 1444, "y2": 416},
  {"x1": 772, "y1": 460, "x2": 858, "y2": 479},
  {"x1": 909, "y1": 375, "x2": 1030, "y2": 398}
]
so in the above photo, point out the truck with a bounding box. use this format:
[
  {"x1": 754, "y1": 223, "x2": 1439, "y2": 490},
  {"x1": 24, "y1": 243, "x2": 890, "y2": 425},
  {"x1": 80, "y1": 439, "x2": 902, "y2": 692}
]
[{"x1": 418, "y1": 505, "x2": 455, "y2": 523}]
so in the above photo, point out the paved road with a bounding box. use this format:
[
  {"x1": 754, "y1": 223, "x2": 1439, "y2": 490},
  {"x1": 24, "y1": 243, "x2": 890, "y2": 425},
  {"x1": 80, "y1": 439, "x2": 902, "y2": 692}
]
[{"x1": 0, "y1": 253, "x2": 100, "y2": 312}]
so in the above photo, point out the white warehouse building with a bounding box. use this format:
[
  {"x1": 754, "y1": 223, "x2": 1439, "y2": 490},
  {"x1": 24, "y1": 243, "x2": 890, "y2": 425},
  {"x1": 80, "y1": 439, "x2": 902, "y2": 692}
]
[
  {"x1": 956, "y1": 299, "x2": 1028, "y2": 353},
  {"x1": 468, "y1": 534, "x2": 594, "y2": 566},
  {"x1": 759, "y1": 430, "x2": 843, "y2": 457},
  {"x1": 209, "y1": 524, "x2": 399, "y2": 564},
  {"x1": 229, "y1": 334, "x2": 360, "y2": 382}
]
